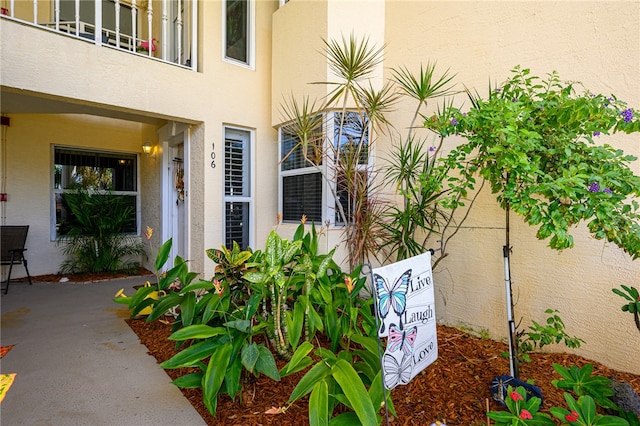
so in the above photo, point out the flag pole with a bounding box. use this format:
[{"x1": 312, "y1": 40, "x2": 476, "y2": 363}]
[{"x1": 362, "y1": 263, "x2": 391, "y2": 426}]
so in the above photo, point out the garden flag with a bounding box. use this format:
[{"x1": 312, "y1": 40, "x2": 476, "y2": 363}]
[{"x1": 373, "y1": 252, "x2": 438, "y2": 390}]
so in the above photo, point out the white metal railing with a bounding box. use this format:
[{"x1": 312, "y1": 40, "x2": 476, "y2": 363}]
[{"x1": 1, "y1": 0, "x2": 197, "y2": 70}]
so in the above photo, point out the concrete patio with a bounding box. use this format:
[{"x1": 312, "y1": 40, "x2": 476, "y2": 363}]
[{"x1": 0, "y1": 276, "x2": 206, "y2": 425}]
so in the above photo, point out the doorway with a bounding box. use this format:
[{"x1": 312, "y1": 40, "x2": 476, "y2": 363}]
[{"x1": 162, "y1": 135, "x2": 189, "y2": 265}]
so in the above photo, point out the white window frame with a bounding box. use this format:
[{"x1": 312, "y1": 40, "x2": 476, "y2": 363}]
[
  {"x1": 278, "y1": 111, "x2": 372, "y2": 227},
  {"x1": 51, "y1": 145, "x2": 140, "y2": 241},
  {"x1": 222, "y1": 0, "x2": 255, "y2": 69},
  {"x1": 223, "y1": 126, "x2": 255, "y2": 250}
]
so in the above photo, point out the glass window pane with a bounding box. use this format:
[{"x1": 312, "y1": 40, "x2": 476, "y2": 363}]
[
  {"x1": 226, "y1": 0, "x2": 248, "y2": 63},
  {"x1": 54, "y1": 149, "x2": 136, "y2": 191},
  {"x1": 225, "y1": 133, "x2": 250, "y2": 197},
  {"x1": 53, "y1": 147, "x2": 138, "y2": 237},
  {"x1": 334, "y1": 112, "x2": 369, "y2": 165},
  {"x1": 225, "y1": 202, "x2": 249, "y2": 250},
  {"x1": 281, "y1": 121, "x2": 323, "y2": 171},
  {"x1": 282, "y1": 173, "x2": 322, "y2": 222}
]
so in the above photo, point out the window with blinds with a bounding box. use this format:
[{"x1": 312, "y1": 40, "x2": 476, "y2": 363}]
[
  {"x1": 282, "y1": 173, "x2": 322, "y2": 222},
  {"x1": 280, "y1": 121, "x2": 323, "y2": 171},
  {"x1": 53, "y1": 147, "x2": 138, "y2": 237},
  {"x1": 280, "y1": 111, "x2": 371, "y2": 226},
  {"x1": 224, "y1": 128, "x2": 252, "y2": 250}
]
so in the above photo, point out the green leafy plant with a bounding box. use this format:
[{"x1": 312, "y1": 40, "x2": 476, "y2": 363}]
[
  {"x1": 552, "y1": 364, "x2": 617, "y2": 410},
  {"x1": 207, "y1": 241, "x2": 254, "y2": 305},
  {"x1": 516, "y1": 309, "x2": 585, "y2": 362},
  {"x1": 58, "y1": 189, "x2": 145, "y2": 274},
  {"x1": 382, "y1": 64, "x2": 481, "y2": 268},
  {"x1": 550, "y1": 393, "x2": 630, "y2": 426},
  {"x1": 551, "y1": 363, "x2": 640, "y2": 424},
  {"x1": 441, "y1": 66, "x2": 640, "y2": 257},
  {"x1": 160, "y1": 293, "x2": 278, "y2": 416},
  {"x1": 114, "y1": 235, "x2": 197, "y2": 319},
  {"x1": 612, "y1": 285, "x2": 640, "y2": 333},
  {"x1": 436, "y1": 65, "x2": 640, "y2": 373},
  {"x1": 279, "y1": 35, "x2": 476, "y2": 269},
  {"x1": 244, "y1": 221, "x2": 338, "y2": 359},
  {"x1": 487, "y1": 385, "x2": 555, "y2": 425},
  {"x1": 488, "y1": 368, "x2": 635, "y2": 426},
  {"x1": 284, "y1": 338, "x2": 394, "y2": 426},
  {"x1": 311, "y1": 267, "x2": 373, "y2": 353}
]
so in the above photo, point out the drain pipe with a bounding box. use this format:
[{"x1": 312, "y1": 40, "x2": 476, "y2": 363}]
[{"x1": 0, "y1": 115, "x2": 9, "y2": 226}]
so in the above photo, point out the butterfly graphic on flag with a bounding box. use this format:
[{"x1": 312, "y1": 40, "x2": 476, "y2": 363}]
[
  {"x1": 383, "y1": 353, "x2": 412, "y2": 390},
  {"x1": 375, "y1": 269, "x2": 411, "y2": 334},
  {"x1": 388, "y1": 323, "x2": 418, "y2": 356}
]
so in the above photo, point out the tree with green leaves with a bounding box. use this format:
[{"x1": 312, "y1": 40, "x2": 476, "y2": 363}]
[
  {"x1": 432, "y1": 65, "x2": 640, "y2": 377},
  {"x1": 437, "y1": 66, "x2": 640, "y2": 257}
]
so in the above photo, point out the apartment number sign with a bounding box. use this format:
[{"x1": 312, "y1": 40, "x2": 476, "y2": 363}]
[
  {"x1": 373, "y1": 251, "x2": 438, "y2": 390},
  {"x1": 211, "y1": 142, "x2": 216, "y2": 168}
]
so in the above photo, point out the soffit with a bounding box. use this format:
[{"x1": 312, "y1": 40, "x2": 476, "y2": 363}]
[{"x1": 0, "y1": 88, "x2": 164, "y2": 125}]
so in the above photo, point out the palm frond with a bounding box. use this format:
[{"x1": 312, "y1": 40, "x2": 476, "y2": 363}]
[
  {"x1": 279, "y1": 94, "x2": 326, "y2": 165},
  {"x1": 356, "y1": 81, "x2": 399, "y2": 135},
  {"x1": 391, "y1": 61, "x2": 457, "y2": 103},
  {"x1": 319, "y1": 34, "x2": 385, "y2": 106},
  {"x1": 323, "y1": 34, "x2": 384, "y2": 86}
]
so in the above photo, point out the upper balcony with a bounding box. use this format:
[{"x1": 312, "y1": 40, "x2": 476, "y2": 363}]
[{"x1": 0, "y1": 0, "x2": 198, "y2": 70}]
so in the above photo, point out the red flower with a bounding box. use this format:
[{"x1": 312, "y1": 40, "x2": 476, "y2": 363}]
[
  {"x1": 510, "y1": 390, "x2": 524, "y2": 401},
  {"x1": 565, "y1": 411, "x2": 579, "y2": 422},
  {"x1": 519, "y1": 409, "x2": 532, "y2": 420}
]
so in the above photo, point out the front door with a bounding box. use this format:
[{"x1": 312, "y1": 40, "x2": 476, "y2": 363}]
[{"x1": 163, "y1": 138, "x2": 188, "y2": 264}]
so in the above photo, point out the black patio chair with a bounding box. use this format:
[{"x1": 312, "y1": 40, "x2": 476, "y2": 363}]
[{"x1": 1, "y1": 225, "x2": 33, "y2": 294}]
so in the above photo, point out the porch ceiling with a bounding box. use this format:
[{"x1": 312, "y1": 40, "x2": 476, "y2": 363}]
[{"x1": 0, "y1": 88, "x2": 164, "y2": 125}]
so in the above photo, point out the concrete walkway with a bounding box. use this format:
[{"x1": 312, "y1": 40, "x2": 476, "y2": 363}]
[{"x1": 0, "y1": 276, "x2": 206, "y2": 426}]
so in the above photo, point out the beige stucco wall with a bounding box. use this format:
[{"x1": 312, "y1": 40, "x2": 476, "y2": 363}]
[
  {"x1": 381, "y1": 1, "x2": 640, "y2": 374},
  {"x1": 272, "y1": 1, "x2": 640, "y2": 374}
]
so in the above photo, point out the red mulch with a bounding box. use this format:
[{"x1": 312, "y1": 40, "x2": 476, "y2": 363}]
[{"x1": 126, "y1": 318, "x2": 640, "y2": 426}]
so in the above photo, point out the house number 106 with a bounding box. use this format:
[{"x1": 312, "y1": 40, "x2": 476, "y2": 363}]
[{"x1": 211, "y1": 143, "x2": 216, "y2": 168}]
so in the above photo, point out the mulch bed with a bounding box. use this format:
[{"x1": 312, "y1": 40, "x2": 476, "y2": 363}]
[{"x1": 127, "y1": 318, "x2": 640, "y2": 426}]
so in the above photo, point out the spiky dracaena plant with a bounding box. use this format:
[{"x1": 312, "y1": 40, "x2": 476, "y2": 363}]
[
  {"x1": 280, "y1": 34, "x2": 477, "y2": 268},
  {"x1": 279, "y1": 34, "x2": 394, "y2": 269}
]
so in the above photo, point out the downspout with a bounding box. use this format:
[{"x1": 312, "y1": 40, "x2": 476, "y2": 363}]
[{"x1": 0, "y1": 116, "x2": 9, "y2": 226}]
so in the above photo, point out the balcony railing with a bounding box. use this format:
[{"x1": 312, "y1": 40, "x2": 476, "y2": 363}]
[{"x1": 0, "y1": 0, "x2": 198, "y2": 70}]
